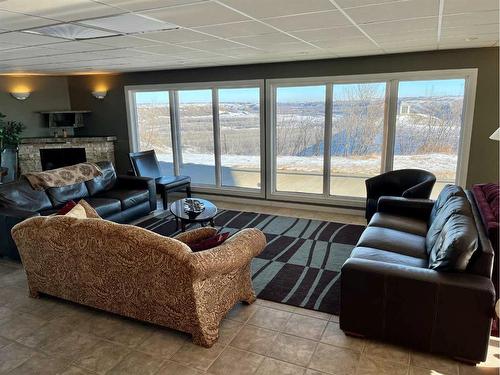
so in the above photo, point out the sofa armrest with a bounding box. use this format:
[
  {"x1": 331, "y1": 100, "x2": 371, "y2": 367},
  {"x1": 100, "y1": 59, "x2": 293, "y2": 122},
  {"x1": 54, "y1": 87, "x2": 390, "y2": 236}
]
[
  {"x1": 377, "y1": 196, "x2": 434, "y2": 220},
  {"x1": 116, "y1": 175, "x2": 157, "y2": 211},
  {"x1": 340, "y1": 257, "x2": 495, "y2": 362},
  {"x1": 189, "y1": 228, "x2": 266, "y2": 278},
  {"x1": 174, "y1": 227, "x2": 218, "y2": 246}
]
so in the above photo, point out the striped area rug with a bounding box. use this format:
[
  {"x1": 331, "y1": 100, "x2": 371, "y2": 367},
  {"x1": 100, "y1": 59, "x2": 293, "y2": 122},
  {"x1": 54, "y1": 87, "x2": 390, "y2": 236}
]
[{"x1": 136, "y1": 209, "x2": 365, "y2": 315}]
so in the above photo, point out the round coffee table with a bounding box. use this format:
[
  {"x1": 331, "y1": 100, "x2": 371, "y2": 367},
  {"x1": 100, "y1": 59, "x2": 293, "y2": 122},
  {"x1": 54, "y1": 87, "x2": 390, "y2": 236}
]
[{"x1": 169, "y1": 198, "x2": 217, "y2": 232}]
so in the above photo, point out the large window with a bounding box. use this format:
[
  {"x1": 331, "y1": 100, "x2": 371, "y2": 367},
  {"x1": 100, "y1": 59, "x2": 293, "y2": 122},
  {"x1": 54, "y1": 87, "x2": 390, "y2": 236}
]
[
  {"x1": 126, "y1": 70, "x2": 476, "y2": 206},
  {"x1": 394, "y1": 79, "x2": 466, "y2": 198},
  {"x1": 127, "y1": 81, "x2": 264, "y2": 196},
  {"x1": 275, "y1": 85, "x2": 325, "y2": 194}
]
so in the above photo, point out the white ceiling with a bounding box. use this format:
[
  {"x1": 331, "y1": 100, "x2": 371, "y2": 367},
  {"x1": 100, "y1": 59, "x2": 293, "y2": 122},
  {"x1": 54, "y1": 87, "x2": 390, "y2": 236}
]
[{"x1": 0, "y1": 0, "x2": 498, "y2": 74}]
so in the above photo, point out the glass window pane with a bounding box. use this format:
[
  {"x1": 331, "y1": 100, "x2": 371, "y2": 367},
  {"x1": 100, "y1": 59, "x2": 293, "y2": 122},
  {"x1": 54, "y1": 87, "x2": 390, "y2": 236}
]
[
  {"x1": 275, "y1": 85, "x2": 325, "y2": 194},
  {"x1": 219, "y1": 88, "x2": 261, "y2": 189},
  {"x1": 134, "y1": 91, "x2": 173, "y2": 175},
  {"x1": 394, "y1": 79, "x2": 466, "y2": 198},
  {"x1": 330, "y1": 83, "x2": 386, "y2": 197},
  {"x1": 178, "y1": 89, "x2": 215, "y2": 185}
]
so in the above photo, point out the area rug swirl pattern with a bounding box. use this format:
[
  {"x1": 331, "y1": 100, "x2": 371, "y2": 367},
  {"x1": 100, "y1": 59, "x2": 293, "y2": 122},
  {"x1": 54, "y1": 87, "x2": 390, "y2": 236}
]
[{"x1": 136, "y1": 210, "x2": 365, "y2": 315}]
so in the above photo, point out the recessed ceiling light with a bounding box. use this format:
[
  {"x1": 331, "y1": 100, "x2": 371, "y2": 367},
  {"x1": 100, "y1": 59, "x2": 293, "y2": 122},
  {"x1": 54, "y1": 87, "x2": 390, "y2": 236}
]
[
  {"x1": 24, "y1": 24, "x2": 119, "y2": 40},
  {"x1": 79, "y1": 13, "x2": 178, "y2": 34}
]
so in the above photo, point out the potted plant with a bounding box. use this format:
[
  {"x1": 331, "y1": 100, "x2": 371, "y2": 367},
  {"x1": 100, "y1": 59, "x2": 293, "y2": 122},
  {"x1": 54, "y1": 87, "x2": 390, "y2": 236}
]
[{"x1": 0, "y1": 112, "x2": 25, "y2": 181}]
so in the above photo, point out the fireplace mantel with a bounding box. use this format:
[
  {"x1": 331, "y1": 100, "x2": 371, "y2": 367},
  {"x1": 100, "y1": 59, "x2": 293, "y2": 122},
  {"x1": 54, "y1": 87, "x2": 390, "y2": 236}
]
[{"x1": 18, "y1": 136, "x2": 116, "y2": 174}]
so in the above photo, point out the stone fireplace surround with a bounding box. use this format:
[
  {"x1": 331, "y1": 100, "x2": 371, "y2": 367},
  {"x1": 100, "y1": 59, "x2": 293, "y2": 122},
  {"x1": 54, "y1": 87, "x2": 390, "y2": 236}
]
[{"x1": 18, "y1": 137, "x2": 116, "y2": 174}]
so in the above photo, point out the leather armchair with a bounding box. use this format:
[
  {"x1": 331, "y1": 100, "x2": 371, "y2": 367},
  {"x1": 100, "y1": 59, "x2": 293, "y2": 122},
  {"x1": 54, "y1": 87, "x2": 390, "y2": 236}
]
[{"x1": 365, "y1": 169, "x2": 436, "y2": 221}]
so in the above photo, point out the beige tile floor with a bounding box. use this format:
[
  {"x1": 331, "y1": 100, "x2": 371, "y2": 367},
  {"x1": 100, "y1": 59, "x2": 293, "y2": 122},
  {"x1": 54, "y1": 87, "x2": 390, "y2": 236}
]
[{"x1": 0, "y1": 204, "x2": 498, "y2": 375}]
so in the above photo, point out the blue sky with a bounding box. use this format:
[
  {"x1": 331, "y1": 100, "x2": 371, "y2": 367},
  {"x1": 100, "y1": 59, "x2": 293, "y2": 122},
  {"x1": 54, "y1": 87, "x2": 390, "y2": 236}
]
[{"x1": 135, "y1": 79, "x2": 465, "y2": 104}]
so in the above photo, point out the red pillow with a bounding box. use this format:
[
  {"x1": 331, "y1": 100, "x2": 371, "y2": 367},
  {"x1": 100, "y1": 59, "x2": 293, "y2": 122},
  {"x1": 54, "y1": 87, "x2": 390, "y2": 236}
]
[
  {"x1": 190, "y1": 232, "x2": 230, "y2": 252},
  {"x1": 57, "y1": 200, "x2": 77, "y2": 215}
]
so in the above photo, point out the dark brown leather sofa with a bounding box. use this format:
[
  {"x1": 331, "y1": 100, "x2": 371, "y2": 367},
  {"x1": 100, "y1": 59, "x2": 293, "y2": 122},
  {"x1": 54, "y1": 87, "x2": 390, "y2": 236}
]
[{"x1": 340, "y1": 185, "x2": 495, "y2": 364}]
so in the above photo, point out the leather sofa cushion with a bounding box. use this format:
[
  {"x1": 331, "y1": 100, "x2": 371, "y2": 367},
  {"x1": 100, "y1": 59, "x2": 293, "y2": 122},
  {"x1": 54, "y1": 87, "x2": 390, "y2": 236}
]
[
  {"x1": 426, "y1": 195, "x2": 472, "y2": 253},
  {"x1": 429, "y1": 184, "x2": 466, "y2": 225},
  {"x1": 429, "y1": 214, "x2": 479, "y2": 271},
  {"x1": 98, "y1": 189, "x2": 149, "y2": 210},
  {"x1": 46, "y1": 182, "x2": 89, "y2": 207},
  {"x1": 369, "y1": 212, "x2": 428, "y2": 236},
  {"x1": 0, "y1": 177, "x2": 53, "y2": 212},
  {"x1": 84, "y1": 197, "x2": 121, "y2": 217},
  {"x1": 350, "y1": 246, "x2": 428, "y2": 268},
  {"x1": 356, "y1": 226, "x2": 427, "y2": 259},
  {"x1": 85, "y1": 161, "x2": 117, "y2": 196}
]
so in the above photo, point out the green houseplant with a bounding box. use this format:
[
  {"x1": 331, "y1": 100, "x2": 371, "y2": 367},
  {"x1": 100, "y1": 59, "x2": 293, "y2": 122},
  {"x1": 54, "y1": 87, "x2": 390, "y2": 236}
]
[{"x1": 0, "y1": 112, "x2": 25, "y2": 180}]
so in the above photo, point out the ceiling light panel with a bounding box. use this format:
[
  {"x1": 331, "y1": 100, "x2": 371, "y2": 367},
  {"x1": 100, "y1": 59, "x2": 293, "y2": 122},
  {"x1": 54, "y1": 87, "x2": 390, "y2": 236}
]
[
  {"x1": 25, "y1": 24, "x2": 119, "y2": 40},
  {"x1": 80, "y1": 13, "x2": 178, "y2": 34},
  {"x1": 219, "y1": 0, "x2": 335, "y2": 19},
  {"x1": 97, "y1": 0, "x2": 204, "y2": 12}
]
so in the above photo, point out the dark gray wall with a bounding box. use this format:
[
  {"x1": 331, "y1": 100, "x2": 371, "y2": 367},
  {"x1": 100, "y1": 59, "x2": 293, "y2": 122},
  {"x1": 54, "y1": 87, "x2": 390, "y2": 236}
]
[
  {"x1": 0, "y1": 75, "x2": 71, "y2": 138},
  {"x1": 67, "y1": 47, "x2": 499, "y2": 186}
]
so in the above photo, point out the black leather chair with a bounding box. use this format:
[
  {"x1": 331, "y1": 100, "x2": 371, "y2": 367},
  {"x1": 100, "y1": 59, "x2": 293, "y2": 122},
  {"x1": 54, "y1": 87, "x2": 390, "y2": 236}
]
[
  {"x1": 365, "y1": 169, "x2": 436, "y2": 221},
  {"x1": 0, "y1": 167, "x2": 7, "y2": 183},
  {"x1": 129, "y1": 150, "x2": 191, "y2": 209}
]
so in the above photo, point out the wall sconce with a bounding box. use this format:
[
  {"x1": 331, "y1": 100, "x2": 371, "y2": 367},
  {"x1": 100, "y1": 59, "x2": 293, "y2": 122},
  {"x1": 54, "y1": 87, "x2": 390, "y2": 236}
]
[
  {"x1": 10, "y1": 91, "x2": 31, "y2": 100},
  {"x1": 92, "y1": 90, "x2": 107, "y2": 99}
]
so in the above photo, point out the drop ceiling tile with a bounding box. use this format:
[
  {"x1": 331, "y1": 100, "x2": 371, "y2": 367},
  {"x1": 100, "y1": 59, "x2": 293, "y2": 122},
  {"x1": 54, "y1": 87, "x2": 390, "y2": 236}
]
[
  {"x1": 0, "y1": 31, "x2": 63, "y2": 46},
  {"x1": 0, "y1": 10, "x2": 57, "y2": 31},
  {"x1": 384, "y1": 44, "x2": 438, "y2": 53},
  {"x1": 141, "y1": 2, "x2": 248, "y2": 27},
  {"x1": 361, "y1": 17, "x2": 437, "y2": 35},
  {"x1": 0, "y1": 0, "x2": 123, "y2": 22},
  {"x1": 444, "y1": 0, "x2": 499, "y2": 14},
  {"x1": 314, "y1": 36, "x2": 377, "y2": 50},
  {"x1": 335, "y1": 0, "x2": 402, "y2": 8},
  {"x1": 374, "y1": 30, "x2": 437, "y2": 43},
  {"x1": 439, "y1": 40, "x2": 498, "y2": 49},
  {"x1": 380, "y1": 40, "x2": 438, "y2": 49},
  {"x1": 441, "y1": 24, "x2": 500, "y2": 38},
  {"x1": 345, "y1": 0, "x2": 439, "y2": 24},
  {"x1": 97, "y1": 0, "x2": 203, "y2": 12},
  {"x1": 336, "y1": 48, "x2": 384, "y2": 57},
  {"x1": 134, "y1": 44, "x2": 200, "y2": 55},
  {"x1": 86, "y1": 35, "x2": 160, "y2": 48},
  {"x1": 46, "y1": 40, "x2": 117, "y2": 51},
  {"x1": 179, "y1": 38, "x2": 248, "y2": 51},
  {"x1": 0, "y1": 41, "x2": 24, "y2": 50},
  {"x1": 193, "y1": 21, "x2": 276, "y2": 38},
  {"x1": 442, "y1": 12, "x2": 500, "y2": 28},
  {"x1": 263, "y1": 10, "x2": 351, "y2": 31},
  {"x1": 137, "y1": 29, "x2": 214, "y2": 43},
  {"x1": 231, "y1": 32, "x2": 299, "y2": 48},
  {"x1": 0, "y1": 46, "x2": 64, "y2": 59},
  {"x1": 291, "y1": 26, "x2": 364, "y2": 42},
  {"x1": 219, "y1": 0, "x2": 335, "y2": 18}
]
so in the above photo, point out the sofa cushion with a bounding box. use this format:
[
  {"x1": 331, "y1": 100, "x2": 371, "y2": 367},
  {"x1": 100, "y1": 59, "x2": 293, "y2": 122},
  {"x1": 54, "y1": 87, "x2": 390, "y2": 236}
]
[
  {"x1": 46, "y1": 182, "x2": 89, "y2": 207},
  {"x1": 426, "y1": 195, "x2": 472, "y2": 253},
  {"x1": 84, "y1": 197, "x2": 122, "y2": 217},
  {"x1": 98, "y1": 189, "x2": 149, "y2": 210},
  {"x1": 85, "y1": 161, "x2": 117, "y2": 196},
  {"x1": 356, "y1": 226, "x2": 427, "y2": 259},
  {"x1": 350, "y1": 246, "x2": 428, "y2": 268},
  {"x1": 429, "y1": 214, "x2": 479, "y2": 271},
  {"x1": 0, "y1": 176, "x2": 53, "y2": 212},
  {"x1": 429, "y1": 184, "x2": 466, "y2": 225},
  {"x1": 369, "y1": 212, "x2": 428, "y2": 236}
]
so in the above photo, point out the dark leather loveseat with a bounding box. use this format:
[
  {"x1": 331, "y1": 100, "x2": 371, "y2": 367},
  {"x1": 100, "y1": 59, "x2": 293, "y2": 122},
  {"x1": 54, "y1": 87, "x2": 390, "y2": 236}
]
[
  {"x1": 0, "y1": 161, "x2": 157, "y2": 260},
  {"x1": 340, "y1": 185, "x2": 495, "y2": 363}
]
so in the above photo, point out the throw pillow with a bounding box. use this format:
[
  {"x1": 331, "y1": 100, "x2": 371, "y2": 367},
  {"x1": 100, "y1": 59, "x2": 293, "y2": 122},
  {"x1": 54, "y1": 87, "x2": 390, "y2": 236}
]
[
  {"x1": 190, "y1": 232, "x2": 230, "y2": 252},
  {"x1": 58, "y1": 200, "x2": 77, "y2": 215},
  {"x1": 428, "y1": 214, "x2": 478, "y2": 272},
  {"x1": 64, "y1": 203, "x2": 88, "y2": 219}
]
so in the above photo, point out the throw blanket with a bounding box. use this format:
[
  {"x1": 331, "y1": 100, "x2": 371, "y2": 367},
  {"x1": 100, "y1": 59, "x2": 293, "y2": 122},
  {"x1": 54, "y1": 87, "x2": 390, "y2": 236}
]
[{"x1": 24, "y1": 162, "x2": 102, "y2": 191}]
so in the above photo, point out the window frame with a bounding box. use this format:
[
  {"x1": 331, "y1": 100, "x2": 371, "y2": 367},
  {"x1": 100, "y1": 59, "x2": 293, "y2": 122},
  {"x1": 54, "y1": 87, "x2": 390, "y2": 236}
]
[
  {"x1": 266, "y1": 68, "x2": 478, "y2": 207},
  {"x1": 125, "y1": 79, "x2": 266, "y2": 198}
]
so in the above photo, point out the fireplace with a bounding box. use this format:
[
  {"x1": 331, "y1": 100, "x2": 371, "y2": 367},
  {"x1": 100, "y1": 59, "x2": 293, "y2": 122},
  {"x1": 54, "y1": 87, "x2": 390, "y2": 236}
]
[{"x1": 40, "y1": 148, "x2": 87, "y2": 171}]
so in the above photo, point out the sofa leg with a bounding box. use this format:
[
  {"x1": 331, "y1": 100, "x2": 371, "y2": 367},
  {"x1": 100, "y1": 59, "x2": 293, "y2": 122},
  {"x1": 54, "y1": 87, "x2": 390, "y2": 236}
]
[
  {"x1": 192, "y1": 329, "x2": 217, "y2": 348},
  {"x1": 29, "y1": 288, "x2": 40, "y2": 299}
]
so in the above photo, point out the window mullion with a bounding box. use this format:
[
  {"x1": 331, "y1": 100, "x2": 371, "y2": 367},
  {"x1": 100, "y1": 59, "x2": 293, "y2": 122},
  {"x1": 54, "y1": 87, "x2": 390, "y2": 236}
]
[
  {"x1": 169, "y1": 90, "x2": 181, "y2": 176},
  {"x1": 212, "y1": 88, "x2": 222, "y2": 188},
  {"x1": 383, "y1": 79, "x2": 399, "y2": 172},
  {"x1": 323, "y1": 83, "x2": 333, "y2": 197}
]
